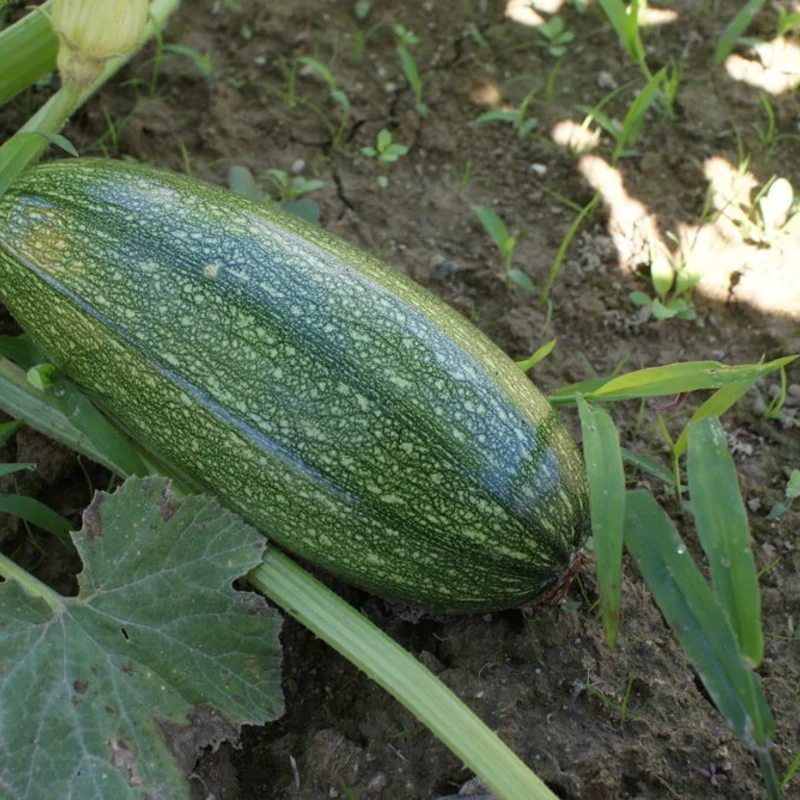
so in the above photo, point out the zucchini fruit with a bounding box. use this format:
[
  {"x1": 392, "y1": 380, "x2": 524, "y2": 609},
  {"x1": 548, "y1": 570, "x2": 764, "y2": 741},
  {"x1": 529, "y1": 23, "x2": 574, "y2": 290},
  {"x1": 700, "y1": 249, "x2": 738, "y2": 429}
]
[{"x1": 0, "y1": 159, "x2": 590, "y2": 611}]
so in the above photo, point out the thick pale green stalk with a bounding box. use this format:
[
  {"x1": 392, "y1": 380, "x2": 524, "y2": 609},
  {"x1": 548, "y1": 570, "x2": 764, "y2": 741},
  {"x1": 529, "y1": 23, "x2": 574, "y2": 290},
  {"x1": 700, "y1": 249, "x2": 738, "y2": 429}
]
[
  {"x1": 0, "y1": 86, "x2": 78, "y2": 196},
  {"x1": 0, "y1": 357, "x2": 139, "y2": 475},
  {"x1": 0, "y1": 0, "x2": 181, "y2": 195},
  {"x1": 0, "y1": 363, "x2": 556, "y2": 800},
  {"x1": 0, "y1": 1, "x2": 57, "y2": 106},
  {"x1": 250, "y1": 551, "x2": 557, "y2": 800}
]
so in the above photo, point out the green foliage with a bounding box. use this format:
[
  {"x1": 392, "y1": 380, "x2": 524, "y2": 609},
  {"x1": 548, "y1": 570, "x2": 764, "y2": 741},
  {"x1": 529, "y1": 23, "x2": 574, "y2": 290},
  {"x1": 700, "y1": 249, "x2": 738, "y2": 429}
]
[
  {"x1": 624, "y1": 489, "x2": 778, "y2": 795},
  {"x1": 575, "y1": 674, "x2": 647, "y2": 722},
  {"x1": 0, "y1": 476, "x2": 283, "y2": 799},
  {"x1": 767, "y1": 470, "x2": 800, "y2": 520},
  {"x1": 227, "y1": 165, "x2": 325, "y2": 224},
  {"x1": 472, "y1": 204, "x2": 536, "y2": 293},
  {"x1": 361, "y1": 129, "x2": 409, "y2": 186},
  {"x1": 0, "y1": 489, "x2": 71, "y2": 537},
  {"x1": 474, "y1": 87, "x2": 538, "y2": 139},
  {"x1": 534, "y1": 17, "x2": 574, "y2": 58},
  {"x1": 354, "y1": 0, "x2": 371, "y2": 20},
  {"x1": 549, "y1": 357, "x2": 796, "y2": 407},
  {"x1": 394, "y1": 25, "x2": 427, "y2": 116},
  {"x1": 714, "y1": 0, "x2": 766, "y2": 64},
  {"x1": 629, "y1": 290, "x2": 696, "y2": 321},
  {"x1": 577, "y1": 397, "x2": 625, "y2": 650},
  {"x1": 596, "y1": 0, "x2": 649, "y2": 77},
  {"x1": 687, "y1": 417, "x2": 763, "y2": 667},
  {"x1": 515, "y1": 339, "x2": 556, "y2": 372},
  {"x1": 161, "y1": 43, "x2": 214, "y2": 79}
]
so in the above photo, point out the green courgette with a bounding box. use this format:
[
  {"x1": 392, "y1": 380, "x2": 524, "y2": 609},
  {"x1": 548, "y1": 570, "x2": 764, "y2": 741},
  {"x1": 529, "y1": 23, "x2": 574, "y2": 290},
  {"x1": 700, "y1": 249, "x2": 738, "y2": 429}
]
[{"x1": 0, "y1": 159, "x2": 589, "y2": 610}]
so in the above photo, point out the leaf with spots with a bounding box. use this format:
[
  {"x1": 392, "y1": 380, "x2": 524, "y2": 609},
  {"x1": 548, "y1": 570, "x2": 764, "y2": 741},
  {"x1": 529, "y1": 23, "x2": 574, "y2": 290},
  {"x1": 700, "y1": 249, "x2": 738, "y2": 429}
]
[{"x1": 0, "y1": 476, "x2": 283, "y2": 800}]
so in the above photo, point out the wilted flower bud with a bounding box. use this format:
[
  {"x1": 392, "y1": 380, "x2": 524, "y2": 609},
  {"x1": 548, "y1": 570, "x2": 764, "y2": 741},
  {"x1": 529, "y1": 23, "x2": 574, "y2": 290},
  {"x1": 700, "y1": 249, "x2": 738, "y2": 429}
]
[{"x1": 50, "y1": 0, "x2": 149, "y2": 89}]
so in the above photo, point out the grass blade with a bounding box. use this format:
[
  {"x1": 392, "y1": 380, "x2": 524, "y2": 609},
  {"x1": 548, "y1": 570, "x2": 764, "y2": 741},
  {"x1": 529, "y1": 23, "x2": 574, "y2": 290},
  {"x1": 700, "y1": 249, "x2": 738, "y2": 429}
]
[
  {"x1": 713, "y1": 0, "x2": 766, "y2": 64},
  {"x1": 624, "y1": 490, "x2": 775, "y2": 751},
  {"x1": 577, "y1": 397, "x2": 625, "y2": 649},
  {"x1": 0, "y1": 420, "x2": 22, "y2": 447},
  {"x1": 0, "y1": 494, "x2": 71, "y2": 537},
  {"x1": 673, "y1": 380, "x2": 755, "y2": 456},
  {"x1": 612, "y1": 67, "x2": 665, "y2": 162},
  {"x1": 548, "y1": 356, "x2": 796, "y2": 406},
  {"x1": 782, "y1": 745, "x2": 800, "y2": 790},
  {"x1": 0, "y1": 463, "x2": 35, "y2": 478},
  {"x1": 621, "y1": 447, "x2": 680, "y2": 488},
  {"x1": 540, "y1": 194, "x2": 598, "y2": 304},
  {"x1": 516, "y1": 339, "x2": 556, "y2": 372},
  {"x1": 596, "y1": 0, "x2": 643, "y2": 64},
  {"x1": 687, "y1": 417, "x2": 763, "y2": 667},
  {"x1": 472, "y1": 205, "x2": 509, "y2": 252}
]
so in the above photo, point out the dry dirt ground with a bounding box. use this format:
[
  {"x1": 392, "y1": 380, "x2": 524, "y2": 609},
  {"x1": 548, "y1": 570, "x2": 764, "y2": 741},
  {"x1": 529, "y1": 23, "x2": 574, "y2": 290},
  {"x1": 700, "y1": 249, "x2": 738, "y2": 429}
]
[{"x1": 1, "y1": 0, "x2": 799, "y2": 798}]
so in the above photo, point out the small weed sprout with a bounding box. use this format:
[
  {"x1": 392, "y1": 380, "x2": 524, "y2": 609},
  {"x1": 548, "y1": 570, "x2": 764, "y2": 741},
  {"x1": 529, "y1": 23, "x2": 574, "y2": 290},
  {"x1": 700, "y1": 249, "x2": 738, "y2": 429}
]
[
  {"x1": 349, "y1": 0, "x2": 382, "y2": 62},
  {"x1": 227, "y1": 165, "x2": 325, "y2": 223},
  {"x1": 354, "y1": 0, "x2": 371, "y2": 19},
  {"x1": 472, "y1": 205, "x2": 536, "y2": 294},
  {"x1": 361, "y1": 129, "x2": 409, "y2": 187},
  {"x1": 629, "y1": 234, "x2": 700, "y2": 322},
  {"x1": 574, "y1": 675, "x2": 647, "y2": 723},
  {"x1": 161, "y1": 44, "x2": 214, "y2": 81},
  {"x1": 534, "y1": 17, "x2": 574, "y2": 58},
  {"x1": 394, "y1": 25, "x2": 427, "y2": 117},
  {"x1": 597, "y1": 0, "x2": 652, "y2": 80},
  {"x1": 767, "y1": 470, "x2": 800, "y2": 520},
  {"x1": 296, "y1": 56, "x2": 353, "y2": 147},
  {"x1": 474, "y1": 87, "x2": 538, "y2": 139}
]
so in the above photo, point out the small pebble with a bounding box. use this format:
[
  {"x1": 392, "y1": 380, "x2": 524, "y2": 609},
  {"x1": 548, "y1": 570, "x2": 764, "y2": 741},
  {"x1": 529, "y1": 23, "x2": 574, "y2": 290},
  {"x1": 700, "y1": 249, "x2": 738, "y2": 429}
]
[
  {"x1": 597, "y1": 71, "x2": 618, "y2": 90},
  {"x1": 751, "y1": 394, "x2": 767, "y2": 416},
  {"x1": 291, "y1": 159, "x2": 306, "y2": 174},
  {"x1": 530, "y1": 163, "x2": 547, "y2": 176},
  {"x1": 767, "y1": 383, "x2": 782, "y2": 398},
  {"x1": 787, "y1": 383, "x2": 800, "y2": 398}
]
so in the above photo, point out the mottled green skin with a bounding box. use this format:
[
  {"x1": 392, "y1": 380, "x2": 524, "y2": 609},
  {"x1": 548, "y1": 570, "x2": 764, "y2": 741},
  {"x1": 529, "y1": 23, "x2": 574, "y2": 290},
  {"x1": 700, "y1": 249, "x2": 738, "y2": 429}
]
[{"x1": 0, "y1": 160, "x2": 590, "y2": 610}]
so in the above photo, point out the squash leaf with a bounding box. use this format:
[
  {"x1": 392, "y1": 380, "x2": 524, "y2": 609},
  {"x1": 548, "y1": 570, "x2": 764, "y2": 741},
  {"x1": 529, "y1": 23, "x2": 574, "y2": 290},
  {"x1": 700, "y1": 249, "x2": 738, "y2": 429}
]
[{"x1": 0, "y1": 476, "x2": 283, "y2": 799}]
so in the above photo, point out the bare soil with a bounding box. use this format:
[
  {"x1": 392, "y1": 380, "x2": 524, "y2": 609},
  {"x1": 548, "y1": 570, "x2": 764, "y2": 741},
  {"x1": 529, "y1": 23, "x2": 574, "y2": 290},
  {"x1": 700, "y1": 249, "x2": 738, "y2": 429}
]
[{"x1": 1, "y1": 0, "x2": 799, "y2": 798}]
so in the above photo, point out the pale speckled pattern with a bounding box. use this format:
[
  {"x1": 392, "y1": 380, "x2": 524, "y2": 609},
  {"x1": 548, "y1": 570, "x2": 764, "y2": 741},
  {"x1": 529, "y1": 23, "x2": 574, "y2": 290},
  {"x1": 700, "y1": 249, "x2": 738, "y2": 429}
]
[{"x1": 0, "y1": 159, "x2": 590, "y2": 610}]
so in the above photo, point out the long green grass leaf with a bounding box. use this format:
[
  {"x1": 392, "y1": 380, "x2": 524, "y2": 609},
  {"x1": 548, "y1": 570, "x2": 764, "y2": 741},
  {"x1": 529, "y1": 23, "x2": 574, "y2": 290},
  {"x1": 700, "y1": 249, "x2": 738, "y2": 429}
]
[
  {"x1": 472, "y1": 205, "x2": 510, "y2": 252},
  {"x1": 621, "y1": 447, "x2": 680, "y2": 487},
  {"x1": 541, "y1": 194, "x2": 598, "y2": 303},
  {"x1": 0, "y1": 420, "x2": 21, "y2": 447},
  {"x1": 673, "y1": 379, "x2": 755, "y2": 457},
  {"x1": 0, "y1": 494, "x2": 71, "y2": 536},
  {"x1": 596, "y1": 0, "x2": 644, "y2": 64},
  {"x1": 624, "y1": 490, "x2": 775, "y2": 751},
  {"x1": 0, "y1": 463, "x2": 35, "y2": 478},
  {"x1": 714, "y1": 0, "x2": 766, "y2": 64},
  {"x1": 613, "y1": 67, "x2": 665, "y2": 161},
  {"x1": 577, "y1": 397, "x2": 625, "y2": 649},
  {"x1": 516, "y1": 339, "x2": 556, "y2": 372},
  {"x1": 687, "y1": 417, "x2": 763, "y2": 667},
  {"x1": 548, "y1": 356, "x2": 796, "y2": 406}
]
